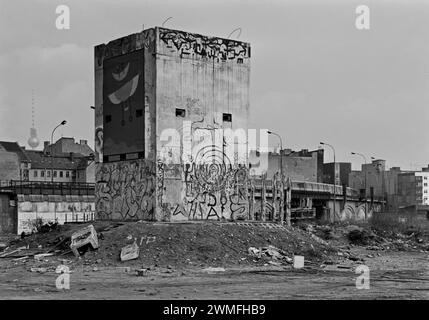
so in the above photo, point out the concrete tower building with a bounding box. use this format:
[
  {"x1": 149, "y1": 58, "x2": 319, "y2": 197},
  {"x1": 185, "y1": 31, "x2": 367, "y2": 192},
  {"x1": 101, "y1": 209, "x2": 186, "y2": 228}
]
[{"x1": 94, "y1": 27, "x2": 251, "y2": 221}]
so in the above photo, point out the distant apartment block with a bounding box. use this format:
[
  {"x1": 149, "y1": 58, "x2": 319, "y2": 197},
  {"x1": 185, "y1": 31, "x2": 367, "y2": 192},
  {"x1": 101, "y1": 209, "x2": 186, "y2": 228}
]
[
  {"x1": 323, "y1": 162, "x2": 351, "y2": 187},
  {"x1": 397, "y1": 167, "x2": 429, "y2": 208}
]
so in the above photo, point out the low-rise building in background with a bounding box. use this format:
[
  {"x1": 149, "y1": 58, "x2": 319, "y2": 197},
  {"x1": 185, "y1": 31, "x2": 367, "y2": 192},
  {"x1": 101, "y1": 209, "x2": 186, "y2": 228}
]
[{"x1": 0, "y1": 138, "x2": 95, "y2": 184}]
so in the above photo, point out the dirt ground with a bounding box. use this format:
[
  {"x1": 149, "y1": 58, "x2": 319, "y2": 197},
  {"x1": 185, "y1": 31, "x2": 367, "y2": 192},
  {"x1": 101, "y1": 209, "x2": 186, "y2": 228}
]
[
  {"x1": 0, "y1": 249, "x2": 427, "y2": 299},
  {"x1": 0, "y1": 220, "x2": 427, "y2": 300}
]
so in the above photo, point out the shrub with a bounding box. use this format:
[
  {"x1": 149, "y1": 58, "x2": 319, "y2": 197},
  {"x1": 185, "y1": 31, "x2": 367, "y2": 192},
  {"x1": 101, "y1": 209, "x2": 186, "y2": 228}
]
[{"x1": 370, "y1": 211, "x2": 429, "y2": 236}]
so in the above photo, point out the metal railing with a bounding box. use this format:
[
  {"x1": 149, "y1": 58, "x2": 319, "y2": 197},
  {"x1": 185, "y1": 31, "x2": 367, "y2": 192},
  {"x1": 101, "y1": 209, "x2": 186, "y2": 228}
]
[
  {"x1": 252, "y1": 179, "x2": 359, "y2": 198},
  {"x1": 0, "y1": 180, "x2": 95, "y2": 196}
]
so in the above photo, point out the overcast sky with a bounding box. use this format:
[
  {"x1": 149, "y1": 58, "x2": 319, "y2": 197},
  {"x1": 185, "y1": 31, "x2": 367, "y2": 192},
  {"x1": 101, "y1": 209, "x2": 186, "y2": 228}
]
[{"x1": 0, "y1": 0, "x2": 428, "y2": 170}]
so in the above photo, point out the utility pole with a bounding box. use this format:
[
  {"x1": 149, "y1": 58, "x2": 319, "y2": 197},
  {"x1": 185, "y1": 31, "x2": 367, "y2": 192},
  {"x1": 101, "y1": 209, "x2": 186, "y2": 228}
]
[
  {"x1": 50, "y1": 120, "x2": 67, "y2": 183},
  {"x1": 320, "y1": 142, "x2": 336, "y2": 222},
  {"x1": 267, "y1": 131, "x2": 283, "y2": 178},
  {"x1": 268, "y1": 130, "x2": 285, "y2": 224},
  {"x1": 351, "y1": 152, "x2": 368, "y2": 219}
]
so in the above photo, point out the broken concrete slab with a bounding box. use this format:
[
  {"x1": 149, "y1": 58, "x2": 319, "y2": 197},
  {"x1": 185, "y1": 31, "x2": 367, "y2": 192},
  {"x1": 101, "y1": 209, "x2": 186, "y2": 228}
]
[
  {"x1": 70, "y1": 224, "x2": 99, "y2": 257},
  {"x1": 120, "y1": 242, "x2": 140, "y2": 262},
  {"x1": 203, "y1": 267, "x2": 226, "y2": 272},
  {"x1": 293, "y1": 255, "x2": 304, "y2": 269}
]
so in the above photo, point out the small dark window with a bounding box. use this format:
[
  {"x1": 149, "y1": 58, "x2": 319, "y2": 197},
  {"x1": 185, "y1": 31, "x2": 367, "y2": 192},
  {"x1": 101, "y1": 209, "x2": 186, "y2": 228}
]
[
  {"x1": 223, "y1": 113, "x2": 232, "y2": 122},
  {"x1": 59, "y1": 171, "x2": 63, "y2": 178},
  {"x1": 176, "y1": 108, "x2": 186, "y2": 117},
  {"x1": 136, "y1": 109, "x2": 143, "y2": 118},
  {"x1": 105, "y1": 115, "x2": 112, "y2": 123}
]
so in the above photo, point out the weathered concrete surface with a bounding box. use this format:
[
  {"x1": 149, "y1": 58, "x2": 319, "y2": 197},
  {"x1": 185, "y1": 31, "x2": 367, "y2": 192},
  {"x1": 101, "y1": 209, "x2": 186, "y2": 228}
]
[
  {"x1": 0, "y1": 150, "x2": 20, "y2": 181},
  {"x1": 17, "y1": 195, "x2": 95, "y2": 234},
  {"x1": 120, "y1": 242, "x2": 139, "y2": 261},
  {"x1": 70, "y1": 224, "x2": 99, "y2": 257},
  {"x1": 155, "y1": 28, "x2": 251, "y2": 222},
  {"x1": 94, "y1": 27, "x2": 251, "y2": 222}
]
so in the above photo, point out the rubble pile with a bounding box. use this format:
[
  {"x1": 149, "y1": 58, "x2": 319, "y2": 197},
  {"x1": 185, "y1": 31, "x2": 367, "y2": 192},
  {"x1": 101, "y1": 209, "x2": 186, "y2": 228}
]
[
  {"x1": 0, "y1": 221, "x2": 336, "y2": 270},
  {"x1": 2, "y1": 218, "x2": 425, "y2": 274},
  {"x1": 298, "y1": 222, "x2": 429, "y2": 253},
  {"x1": 247, "y1": 245, "x2": 293, "y2": 265}
]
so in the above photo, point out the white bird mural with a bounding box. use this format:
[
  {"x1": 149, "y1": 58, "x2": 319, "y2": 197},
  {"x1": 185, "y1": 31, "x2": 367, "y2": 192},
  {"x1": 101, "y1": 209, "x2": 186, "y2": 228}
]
[{"x1": 108, "y1": 74, "x2": 139, "y2": 105}]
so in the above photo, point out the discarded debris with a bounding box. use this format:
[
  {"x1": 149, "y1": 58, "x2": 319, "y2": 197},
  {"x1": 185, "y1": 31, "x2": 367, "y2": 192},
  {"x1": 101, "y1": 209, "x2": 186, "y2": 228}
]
[
  {"x1": 337, "y1": 265, "x2": 352, "y2": 269},
  {"x1": 136, "y1": 268, "x2": 148, "y2": 276},
  {"x1": 13, "y1": 256, "x2": 29, "y2": 261},
  {"x1": 70, "y1": 224, "x2": 99, "y2": 257},
  {"x1": 293, "y1": 255, "x2": 304, "y2": 269},
  {"x1": 247, "y1": 245, "x2": 292, "y2": 264},
  {"x1": 34, "y1": 253, "x2": 54, "y2": 261},
  {"x1": 248, "y1": 247, "x2": 260, "y2": 257},
  {"x1": 120, "y1": 242, "x2": 140, "y2": 262},
  {"x1": 30, "y1": 267, "x2": 47, "y2": 273},
  {"x1": 0, "y1": 246, "x2": 28, "y2": 258},
  {"x1": 203, "y1": 267, "x2": 226, "y2": 272}
]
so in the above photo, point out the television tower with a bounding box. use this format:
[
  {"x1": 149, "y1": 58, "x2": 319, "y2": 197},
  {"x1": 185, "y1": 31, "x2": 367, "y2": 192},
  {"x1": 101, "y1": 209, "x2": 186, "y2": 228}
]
[{"x1": 27, "y1": 90, "x2": 40, "y2": 149}]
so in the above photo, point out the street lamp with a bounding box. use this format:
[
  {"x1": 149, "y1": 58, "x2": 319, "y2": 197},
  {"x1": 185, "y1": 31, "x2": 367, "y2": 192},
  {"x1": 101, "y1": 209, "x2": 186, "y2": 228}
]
[
  {"x1": 51, "y1": 120, "x2": 67, "y2": 183},
  {"x1": 351, "y1": 151, "x2": 368, "y2": 219},
  {"x1": 267, "y1": 131, "x2": 283, "y2": 177},
  {"x1": 371, "y1": 156, "x2": 385, "y2": 211},
  {"x1": 320, "y1": 141, "x2": 336, "y2": 221}
]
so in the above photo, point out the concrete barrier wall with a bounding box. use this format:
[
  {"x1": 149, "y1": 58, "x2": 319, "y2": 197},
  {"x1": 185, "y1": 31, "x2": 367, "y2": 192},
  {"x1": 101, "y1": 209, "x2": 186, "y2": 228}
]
[
  {"x1": 17, "y1": 195, "x2": 95, "y2": 234},
  {"x1": 324, "y1": 200, "x2": 379, "y2": 222}
]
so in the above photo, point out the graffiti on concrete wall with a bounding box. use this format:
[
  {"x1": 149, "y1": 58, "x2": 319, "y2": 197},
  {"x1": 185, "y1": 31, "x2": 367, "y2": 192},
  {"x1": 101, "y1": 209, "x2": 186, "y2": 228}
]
[
  {"x1": 156, "y1": 159, "x2": 165, "y2": 206},
  {"x1": 167, "y1": 165, "x2": 249, "y2": 221},
  {"x1": 157, "y1": 140, "x2": 250, "y2": 221},
  {"x1": 341, "y1": 203, "x2": 366, "y2": 221},
  {"x1": 159, "y1": 28, "x2": 250, "y2": 62},
  {"x1": 95, "y1": 160, "x2": 155, "y2": 220}
]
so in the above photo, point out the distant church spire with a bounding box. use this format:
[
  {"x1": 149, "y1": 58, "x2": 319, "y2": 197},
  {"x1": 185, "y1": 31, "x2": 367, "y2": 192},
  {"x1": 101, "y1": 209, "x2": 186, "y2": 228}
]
[{"x1": 27, "y1": 89, "x2": 40, "y2": 149}]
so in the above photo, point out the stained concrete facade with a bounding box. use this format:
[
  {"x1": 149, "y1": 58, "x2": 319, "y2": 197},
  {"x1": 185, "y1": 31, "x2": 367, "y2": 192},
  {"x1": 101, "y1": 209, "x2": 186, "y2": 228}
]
[
  {"x1": 397, "y1": 170, "x2": 429, "y2": 207},
  {"x1": 0, "y1": 149, "x2": 20, "y2": 181},
  {"x1": 250, "y1": 149, "x2": 324, "y2": 183},
  {"x1": 94, "y1": 27, "x2": 251, "y2": 222},
  {"x1": 323, "y1": 162, "x2": 351, "y2": 187}
]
